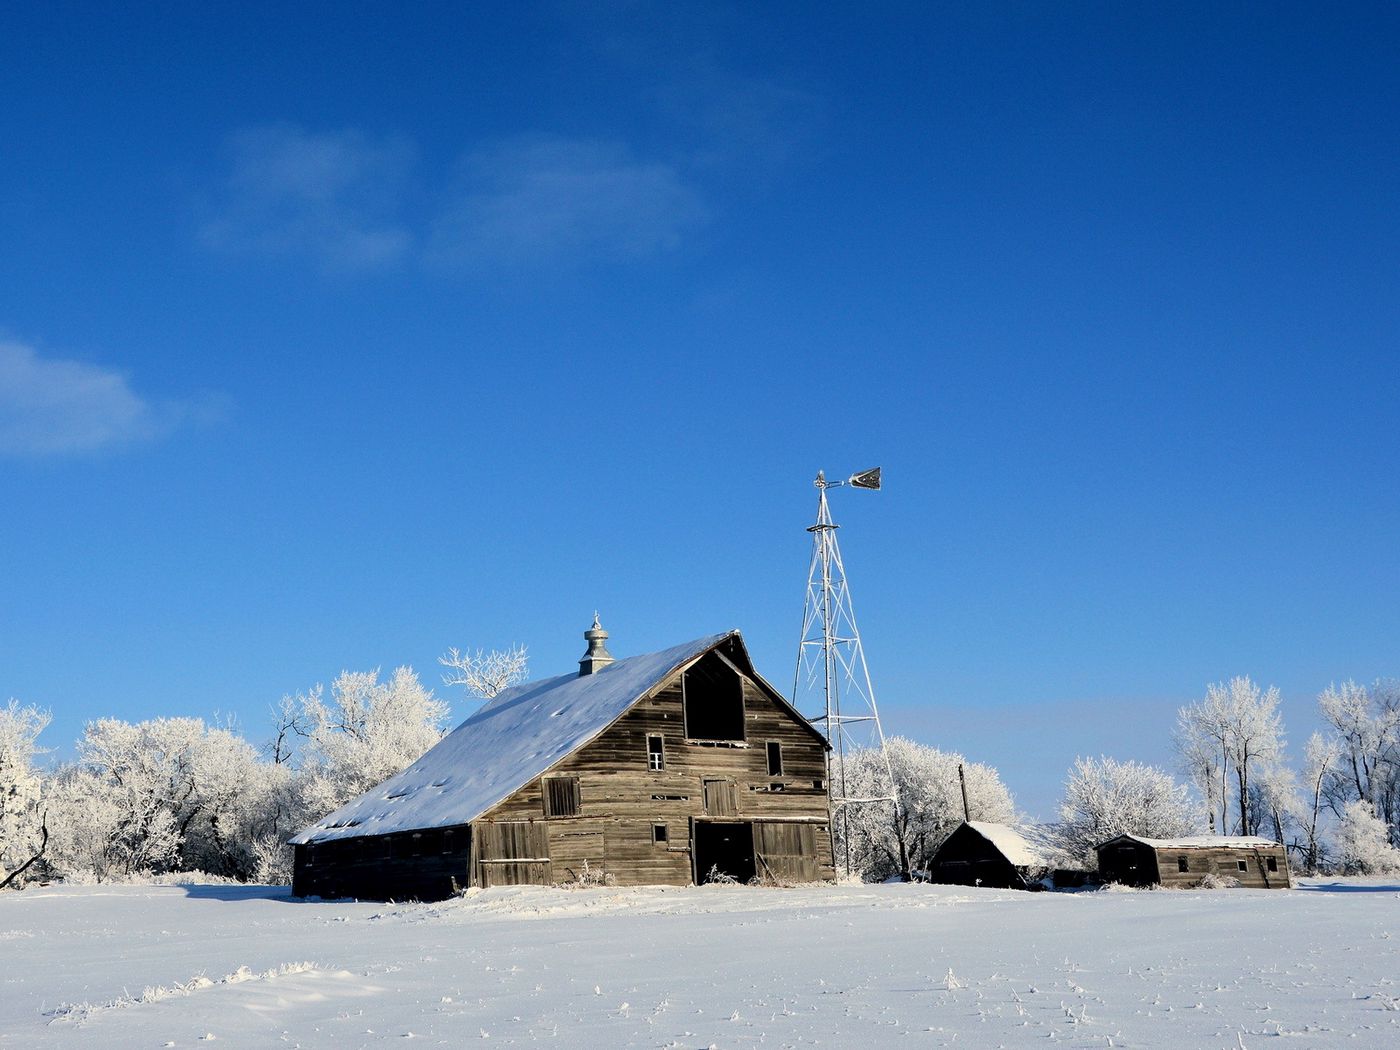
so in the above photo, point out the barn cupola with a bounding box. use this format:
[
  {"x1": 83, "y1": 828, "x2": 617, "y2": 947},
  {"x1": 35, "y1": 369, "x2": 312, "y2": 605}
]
[{"x1": 578, "y1": 613, "x2": 615, "y2": 676}]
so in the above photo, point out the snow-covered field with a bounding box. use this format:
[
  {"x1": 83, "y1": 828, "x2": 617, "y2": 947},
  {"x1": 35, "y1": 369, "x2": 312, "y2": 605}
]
[{"x1": 2, "y1": 880, "x2": 1398, "y2": 1049}]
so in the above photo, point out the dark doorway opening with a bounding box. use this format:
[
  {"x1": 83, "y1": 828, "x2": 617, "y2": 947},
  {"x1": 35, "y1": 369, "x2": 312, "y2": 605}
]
[{"x1": 694, "y1": 821, "x2": 755, "y2": 884}]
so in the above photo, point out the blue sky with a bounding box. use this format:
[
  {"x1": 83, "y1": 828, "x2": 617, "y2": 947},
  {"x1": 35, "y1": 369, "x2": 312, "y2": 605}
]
[{"x1": 3, "y1": 3, "x2": 1398, "y2": 817}]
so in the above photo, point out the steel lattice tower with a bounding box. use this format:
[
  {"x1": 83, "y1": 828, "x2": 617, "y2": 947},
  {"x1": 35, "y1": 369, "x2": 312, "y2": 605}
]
[{"x1": 792, "y1": 468, "x2": 909, "y2": 878}]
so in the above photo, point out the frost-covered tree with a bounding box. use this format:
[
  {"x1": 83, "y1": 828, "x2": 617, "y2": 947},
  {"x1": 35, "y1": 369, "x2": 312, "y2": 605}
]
[
  {"x1": 296, "y1": 666, "x2": 448, "y2": 819},
  {"x1": 834, "y1": 738, "x2": 1014, "y2": 881},
  {"x1": 1058, "y1": 756, "x2": 1199, "y2": 864},
  {"x1": 439, "y1": 645, "x2": 528, "y2": 701},
  {"x1": 1318, "y1": 679, "x2": 1400, "y2": 843},
  {"x1": 176, "y1": 724, "x2": 270, "y2": 877},
  {"x1": 1219, "y1": 677, "x2": 1285, "y2": 836},
  {"x1": 245, "y1": 695, "x2": 307, "y2": 883},
  {"x1": 1333, "y1": 799, "x2": 1400, "y2": 875},
  {"x1": 1298, "y1": 732, "x2": 1340, "y2": 873},
  {"x1": 45, "y1": 762, "x2": 180, "y2": 880},
  {"x1": 1175, "y1": 677, "x2": 1284, "y2": 835},
  {"x1": 1174, "y1": 687, "x2": 1233, "y2": 834},
  {"x1": 0, "y1": 699, "x2": 51, "y2": 889},
  {"x1": 1247, "y1": 757, "x2": 1299, "y2": 852},
  {"x1": 42, "y1": 716, "x2": 273, "y2": 881}
]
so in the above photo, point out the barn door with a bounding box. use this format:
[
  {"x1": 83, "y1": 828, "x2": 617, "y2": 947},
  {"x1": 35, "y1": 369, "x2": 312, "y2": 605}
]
[
  {"x1": 471, "y1": 822, "x2": 551, "y2": 887},
  {"x1": 703, "y1": 779, "x2": 738, "y2": 816},
  {"x1": 753, "y1": 821, "x2": 819, "y2": 883},
  {"x1": 694, "y1": 821, "x2": 756, "y2": 884}
]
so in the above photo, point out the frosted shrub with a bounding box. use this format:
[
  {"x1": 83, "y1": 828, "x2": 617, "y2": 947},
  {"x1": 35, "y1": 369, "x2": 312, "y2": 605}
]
[
  {"x1": 1192, "y1": 873, "x2": 1241, "y2": 890},
  {"x1": 703, "y1": 864, "x2": 740, "y2": 886},
  {"x1": 559, "y1": 859, "x2": 615, "y2": 888},
  {"x1": 1334, "y1": 800, "x2": 1400, "y2": 875}
]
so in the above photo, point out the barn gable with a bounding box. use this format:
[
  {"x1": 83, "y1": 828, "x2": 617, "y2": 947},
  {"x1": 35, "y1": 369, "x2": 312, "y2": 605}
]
[{"x1": 290, "y1": 629, "x2": 823, "y2": 847}]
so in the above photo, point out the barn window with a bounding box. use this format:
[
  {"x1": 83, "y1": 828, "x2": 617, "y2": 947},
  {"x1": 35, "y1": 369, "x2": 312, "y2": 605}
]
[
  {"x1": 543, "y1": 776, "x2": 581, "y2": 818},
  {"x1": 1237, "y1": 859, "x2": 1248, "y2": 872},
  {"x1": 682, "y1": 652, "x2": 746, "y2": 741},
  {"x1": 653, "y1": 823, "x2": 668, "y2": 845},
  {"x1": 410, "y1": 833, "x2": 425, "y2": 857},
  {"x1": 1177, "y1": 855, "x2": 1188, "y2": 873},
  {"x1": 766, "y1": 741, "x2": 783, "y2": 776},
  {"x1": 1266, "y1": 856, "x2": 1278, "y2": 873},
  {"x1": 304, "y1": 845, "x2": 315, "y2": 867},
  {"x1": 647, "y1": 734, "x2": 665, "y2": 770},
  {"x1": 441, "y1": 829, "x2": 455, "y2": 855}
]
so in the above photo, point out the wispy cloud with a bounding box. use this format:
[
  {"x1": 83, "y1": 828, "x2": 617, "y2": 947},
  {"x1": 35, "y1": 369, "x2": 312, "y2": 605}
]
[
  {"x1": 428, "y1": 136, "x2": 706, "y2": 268},
  {"x1": 0, "y1": 340, "x2": 221, "y2": 457},
  {"x1": 200, "y1": 125, "x2": 414, "y2": 270}
]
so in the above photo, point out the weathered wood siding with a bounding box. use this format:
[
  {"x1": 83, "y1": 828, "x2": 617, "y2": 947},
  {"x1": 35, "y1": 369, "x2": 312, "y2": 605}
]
[
  {"x1": 470, "y1": 820, "x2": 551, "y2": 887},
  {"x1": 1097, "y1": 840, "x2": 1292, "y2": 889},
  {"x1": 476, "y1": 673, "x2": 834, "y2": 886},
  {"x1": 1152, "y1": 845, "x2": 1291, "y2": 889},
  {"x1": 292, "y1": 825, "x2": 471, "y2": 900},
  {"x1": 753, "y1": 821, "x2": 823, "y2": 883}
]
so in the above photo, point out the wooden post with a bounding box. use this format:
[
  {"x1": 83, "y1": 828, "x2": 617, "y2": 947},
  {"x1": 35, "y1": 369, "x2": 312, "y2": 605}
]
[{"x1": 958, "y1": 764, "x2": 971, "y2": 823}]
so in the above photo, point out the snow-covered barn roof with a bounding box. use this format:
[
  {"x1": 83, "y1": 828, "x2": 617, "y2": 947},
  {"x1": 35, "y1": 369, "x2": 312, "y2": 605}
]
[
  {"x1": 965, "y1": 821, "x2": 1079, "y2": 869},
  {"x1": 1098, "y1": 834, "x2": 1280, "y2": 851},
  {"x1": 290, "y1": 630, "x2": 805, "y2": 845}
]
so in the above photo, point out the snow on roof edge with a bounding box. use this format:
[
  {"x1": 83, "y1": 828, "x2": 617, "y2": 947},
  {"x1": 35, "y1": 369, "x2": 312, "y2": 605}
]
[{"x1": 965, "y1": 821, "x2": 1081, "y2": 869}]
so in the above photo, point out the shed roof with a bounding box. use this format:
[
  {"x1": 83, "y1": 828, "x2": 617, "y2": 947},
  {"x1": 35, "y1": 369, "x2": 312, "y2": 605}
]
[
  {"x1": 1098, "y1": 833, "x2": 1281, "y2": 851},
  {"x1": 290, "y1": 629, "x2": 813, "y2": 845},
  {"x1": 965, "y1": 821, "x2": 1079, "y2": 869}
]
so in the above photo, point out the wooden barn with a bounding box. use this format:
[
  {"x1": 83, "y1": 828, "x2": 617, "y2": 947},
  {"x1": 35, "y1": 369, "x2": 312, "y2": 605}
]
[
  {"x1": 290, "y1": 621, "x2": 835, "y2": 899},
  {"x1": 1096, "y1": 834, "x2": 1291, "y2": 889},
  {"x1": 927, "y1": 821, "x2": 1087, "y2": 890}
]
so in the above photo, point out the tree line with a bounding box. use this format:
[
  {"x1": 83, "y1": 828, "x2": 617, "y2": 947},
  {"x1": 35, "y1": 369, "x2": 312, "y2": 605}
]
[
  {"x1": 833, "y1": 676, "x2": 1400, "y2": 882},
  {"x1": 2, "y1": 661, "x2": 1397, "y2": 889},
  {"x1": 0, "y1": 647, "x2": 526, "y2": 890}
]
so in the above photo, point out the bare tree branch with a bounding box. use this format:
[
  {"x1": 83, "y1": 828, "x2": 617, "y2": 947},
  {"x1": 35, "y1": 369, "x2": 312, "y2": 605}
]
[{"x1": 439, "y1": 645, "x2": 529, "y2": 701}]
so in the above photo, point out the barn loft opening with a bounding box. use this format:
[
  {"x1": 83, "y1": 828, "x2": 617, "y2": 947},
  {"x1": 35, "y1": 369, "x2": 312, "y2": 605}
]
[
  {"x1": 766, "y1": 741, "x2": 783, "y2": 776},
  {"x1": 682, "y1": 651, "x2": 746, "y2": 741},
  {"x1": 543, "y1": 776, "x2": 581, "y2": 818}
]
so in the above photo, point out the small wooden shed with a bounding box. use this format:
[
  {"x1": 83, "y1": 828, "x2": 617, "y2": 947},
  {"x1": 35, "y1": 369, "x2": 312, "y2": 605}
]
[
  {"x1": 927, "y1": 821, "x2": 1087, "y2": 890},
  {"x1": 290, "y1": 623, "x2": 835, "y2": 900},
  {"x1": 1096, "y1": 834, "x2": 1291, "y2": 889}
]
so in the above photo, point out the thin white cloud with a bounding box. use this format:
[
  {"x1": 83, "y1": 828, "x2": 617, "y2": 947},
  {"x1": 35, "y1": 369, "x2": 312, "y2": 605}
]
[
  {"x1": 428, "y1": 136, "x2": 707, "y2": 267},
  {"x1": 0, "y1": 340, "x2": 219, "y2": 457},
  {"x1": 201, "y1": 125, "x2": 414, "y2": 270}
]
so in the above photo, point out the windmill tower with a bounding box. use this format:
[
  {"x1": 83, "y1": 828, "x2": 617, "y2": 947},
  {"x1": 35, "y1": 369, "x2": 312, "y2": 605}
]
[{"x1": 793, "y1": 468, "x2": 909, "y2": 878}]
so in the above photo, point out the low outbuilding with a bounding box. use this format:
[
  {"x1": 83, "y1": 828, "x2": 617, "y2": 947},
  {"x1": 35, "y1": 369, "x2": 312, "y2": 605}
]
[
  {"x1": 927, "y1": 821, "x2": 1088, "y2": 890},
  {"x1": 1096, "y1": 834, "x2": 1291, "y2": 889}
]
